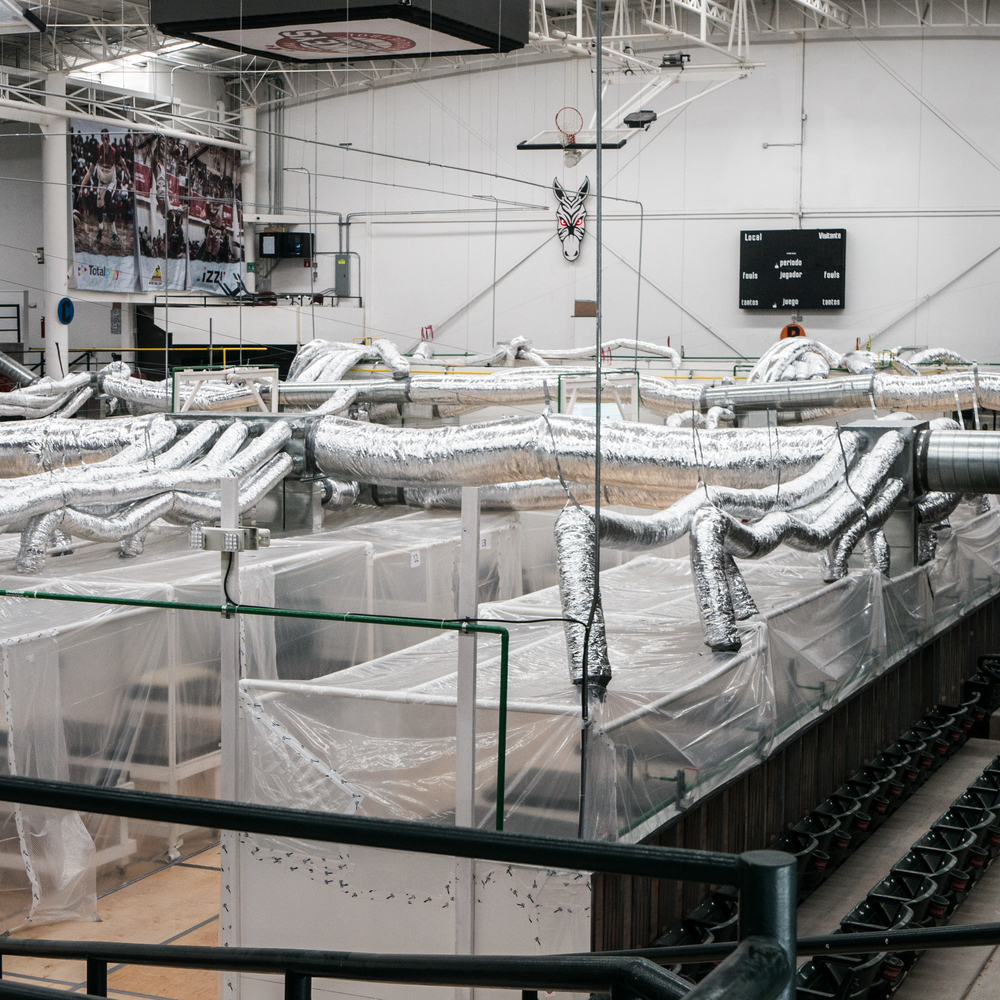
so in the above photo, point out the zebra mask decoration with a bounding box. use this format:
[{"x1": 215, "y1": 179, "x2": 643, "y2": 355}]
[{"x1": 553, "y1": 177, "x2": 590, "y2": 262}]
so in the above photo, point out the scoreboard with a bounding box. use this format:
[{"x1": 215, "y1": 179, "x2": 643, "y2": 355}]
[{"x1": 739, "y1": 229, "x2": 846, "y2": 311}]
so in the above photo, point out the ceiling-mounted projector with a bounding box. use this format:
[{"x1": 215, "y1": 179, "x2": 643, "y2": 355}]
[{"x1": 150, "y1": 0, "x2": 529, "y2": 63}]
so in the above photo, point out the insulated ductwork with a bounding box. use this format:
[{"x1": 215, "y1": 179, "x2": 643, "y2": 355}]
[
  {"x1": 0, "y1": 350, "x2": 39, "y2": 387},
  {"x1": 8, "y1": 419, "x2": 294, "y2": 572},
  {"x1": 308, "y1": 415, "x2": 841, "y2": 495},
  {"x1": 917, "y1": 430, "x2": 1000, "y2": 493},
  {"x1": 533, "y1": 339, "x2": 683, "y2": 367},
  {"x1": 368, "y1": 479, "x2": 688, "y2": 511},
  {"x1": 553, "y1": 431, "x2": 865, "y2": 682},
  {"x1": 0, "y1": 415, "x2": 165, "y2": 477},
  {"x1": 690, "y1": 432, "x2": 905, "y2": 651},
  {"x1": 910, "y1": 348, "x2": 972, "y2": 365},
  {"x1": 704, "y1": 371, "x2": 1000, "y2": 416}
]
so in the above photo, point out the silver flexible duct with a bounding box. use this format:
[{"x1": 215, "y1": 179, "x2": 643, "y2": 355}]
[
  {"x1": 166, "y1": 453, "x2": 294, "y2": 524},
  {"x1": 914, "y1": 491, "x2": 963, "y2": 565},
  {"x1": 291, "y1": 339, "x2": 410, "y2": 382},
  {"x1": 910, "y1": 348, "x2": 972, "y2": 365},
  {"x1": 552, "y1": 432, "x2": 864, "y2": 679},
  {"x1": 534, "y1": 338, "x2": 683, "y2": 367},
  {"x1": 0, "y1": 418, "x2": 209, "y2": 495},
  {"x1": 707, "y1": 371, "x2": 1000, "y2": 416},
  {"x1": 309, "y1": 414, "x2": 839, "y2": 493},
  {"x1": 822, "y1": 478, "x2": 905, "y2": 580},
  {"x1": 56, "y1": 387, "x2": 95, "y2": 418},
  {"x1": 380, "y1": 479, "x2": 688, "y2": 511},
  {"x1": 372, "y1": 339, "x2": 410, "y2": 380},
  {"x1": 862, "y1": 529, "x2": 891, "y2": 575},
  {"x1": 0, "y1": 417, "x2": 154, "y2": 477},
  {"x1": 0, "y1": 422, "x2": 291, "y2": 529},
  {"x1": 314, "y1": 386, "x2": 360, "y2": 416},
  {"x1": 15, "y1": 449, "x2": 295, "y2": 573},
  {"x1": 319, "y1": 478, "x2": 360, "y2": 509},
  {"x1": 689, "y1": 431, "x2": 904, "y2": 650}
]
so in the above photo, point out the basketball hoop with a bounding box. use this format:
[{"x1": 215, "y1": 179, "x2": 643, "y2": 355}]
[{"x1": 555, "y1": 107, "x2": 584, "y2": 148}]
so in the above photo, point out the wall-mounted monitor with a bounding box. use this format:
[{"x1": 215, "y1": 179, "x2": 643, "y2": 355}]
[
  {"x1": 739, "y1": 229, "x2": 846, "y2": 311},
  {"x1": 259, "y1": 232, "x2": 315, "y2": 259}
]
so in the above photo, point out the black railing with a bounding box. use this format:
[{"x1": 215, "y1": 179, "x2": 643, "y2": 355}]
[
  {"x1": 0, "y1": 777, "x2": 997, "y2": 1000},
  {"x1": 0, "y1": 775, "x2": 797, "y2": 1000}
]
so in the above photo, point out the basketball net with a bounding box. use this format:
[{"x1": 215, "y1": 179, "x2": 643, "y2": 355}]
[{"x1": 555, "y1": 107, "x2": 583, "y2": 148}]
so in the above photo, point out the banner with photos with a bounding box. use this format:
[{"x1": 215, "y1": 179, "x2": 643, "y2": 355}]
[
  {"x1": 70, "y1": 121, "x2": 140, "y2": 293},
  {"x1": 70, "y1": 121, "x2": 244, "y2": 295}
]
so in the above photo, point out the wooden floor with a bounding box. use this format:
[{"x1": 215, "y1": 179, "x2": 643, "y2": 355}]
[{"x1": 3, "y1": 843, "x2": 221, "y2": 1000}]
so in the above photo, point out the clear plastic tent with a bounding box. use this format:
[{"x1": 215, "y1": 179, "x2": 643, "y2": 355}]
[
  {"x1": 0, "y1": 579, "x2": 171, "y2": 929},
  {"x1": 240, "y1": 505, "x2": 1000, "y2": 847},
  {"x1": 0, "y1": 507, "x2": 529, "y2": 928}
]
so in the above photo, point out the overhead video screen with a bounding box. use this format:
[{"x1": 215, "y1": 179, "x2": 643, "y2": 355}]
[{"x1": 739, "y1": 229, "x2": 846, "y2": 311}]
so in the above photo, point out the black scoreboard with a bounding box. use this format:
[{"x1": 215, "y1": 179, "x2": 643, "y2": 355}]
[{"x1": 739, "y1": 229, "x2": 846, "y2": 311}]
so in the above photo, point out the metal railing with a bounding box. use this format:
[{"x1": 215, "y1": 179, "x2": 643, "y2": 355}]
[
  {"x1": 0, "y1": 775, "x2": 996, "y2": 1000},
  {"x1": 0, "y1": 586, "x2": 511, "y2": 830},
  {"x1": 0, "y1": 776, "x2": 796, "y2": 1000}
]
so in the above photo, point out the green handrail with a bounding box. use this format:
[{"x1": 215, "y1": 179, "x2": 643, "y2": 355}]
[{"x1": 0, "y1": 587, "x2": 511, "y2": 831}]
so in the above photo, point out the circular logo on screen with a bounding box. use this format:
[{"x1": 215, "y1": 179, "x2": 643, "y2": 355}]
[{"x1": 267, "y1": 30, "x2": 417, "y2": 55}]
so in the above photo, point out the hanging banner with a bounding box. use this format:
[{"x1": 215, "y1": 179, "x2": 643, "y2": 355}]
[
  {"x1": 71, "y1": 125, "x2": 243, "y2": 295},
  {"x1": 69, "y1": 121, "x2": 140, "y2": 293},
  {"x1": 186, "y1": 143, "x2": 243, "y2": 295},
  {"x1": 135, "y1": 136, "x2": 185, "y2": 292}
]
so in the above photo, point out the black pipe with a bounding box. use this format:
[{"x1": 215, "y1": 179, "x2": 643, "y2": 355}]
[
  {"x1": 596, "y1": 919, "x2": 1000, "y2": 963},
  {"x1": 0, "y1": 940, "x2": 691, "y2": 1000},
  {"x1": 0, "y1": 776, "x2": 742, "y2": 886},
  {"x1": 682, "y1": 938, "x2": 789, "y2": 1000},
  {"x1": 4, "y1": 923, "x2": 999, "y2": 985},
  {"x1": 85, "y1": 960, "x2": 107, "y2": 998}
]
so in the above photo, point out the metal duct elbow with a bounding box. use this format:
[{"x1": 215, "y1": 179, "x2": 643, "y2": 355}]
[
  {"x1": 320, "y1": 478, "x2": 359, "y2": 509},
  {"x1": 372, "y1": 339, "x2": 411, "y2": 380},
  {"x1": 0, "y1": 350, "x2": 39, "y2": 387}
]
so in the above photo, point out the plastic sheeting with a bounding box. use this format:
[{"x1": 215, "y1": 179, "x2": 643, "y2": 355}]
[
  {"x1": 0, "y1": 579, "x2": 171, "y2": 928},
  {"x1": 0, "y1": 506, "x2": 529, "y2": 928},
  {"x1": 240, "y1": 504, "x2": 1000, "y2": 846}
]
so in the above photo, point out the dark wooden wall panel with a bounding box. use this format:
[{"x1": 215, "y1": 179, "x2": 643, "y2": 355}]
[{"x1": 592, "y1": 594, "x2": 1000, "y2": 952}]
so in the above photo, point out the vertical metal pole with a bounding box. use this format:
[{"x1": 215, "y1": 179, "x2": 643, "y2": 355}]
[
  {"x1": 284, "y1": 972, "x2": 311, "y2": 1000},
  {"x1": 738, "y1": 851, "x2": 797, "y2": 1000},
  {"x1": 455, "y1": 485, "x2": 480, "y2": 1000},
  {"x1": 42, "y1": 72, "x2": 68, "y2": 381},
  {"x1": 579, "y1": 0, "x2": 605, "y2": 844},
  {"x1": 86, "y1": 959, "x2": 108, "y2": 997},
  {"x1": 219, "y1": 476, "x2": 242, "y2": 1000}
]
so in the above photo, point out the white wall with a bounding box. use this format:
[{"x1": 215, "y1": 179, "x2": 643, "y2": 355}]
[
  {"x1": 273, "y1": 34, "x2": 1000, "y2": 363},
  {"x1": 0, "y1": 123, "x2": 43, "y2": 351},
  {"x1": 4, "y1": 37, "x2": 1000, "y2": 365}
]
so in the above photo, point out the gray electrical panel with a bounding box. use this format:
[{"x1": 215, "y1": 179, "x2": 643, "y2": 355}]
[{"x1": 335, "y1": 255, "x2": 351, "y2": 298}]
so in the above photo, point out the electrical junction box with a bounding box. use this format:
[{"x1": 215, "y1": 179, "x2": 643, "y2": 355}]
[
  {"x1": 335, "y1": 255, "x2": 351, "y2": 298},
  {"x1": 259, "y1": 232, "x2": 315, "y2": 259},
  {"x1": 151, "y1": 0, "x2": 529, "y2": 63},
  {"x1": 190, "y1": 525, "x2": 271, "y2": 552}
]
